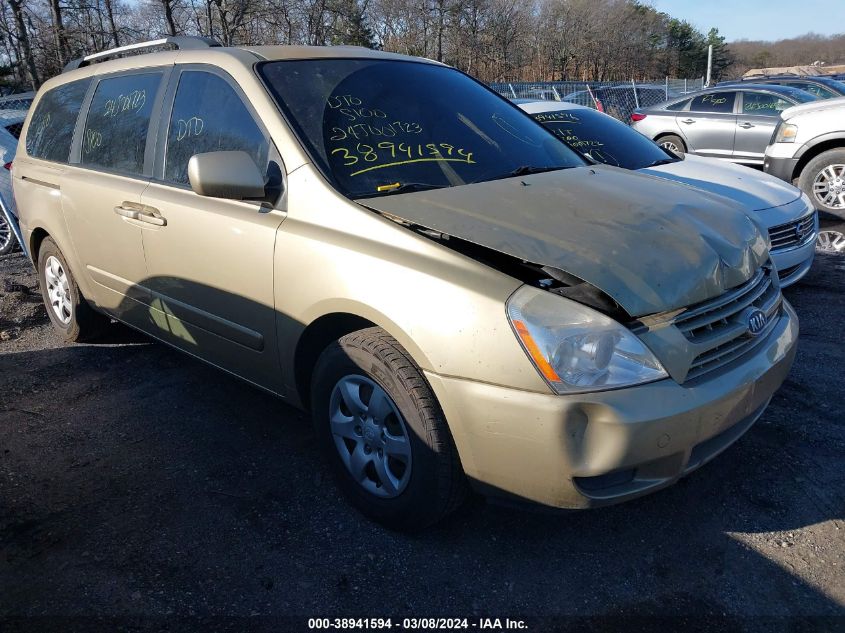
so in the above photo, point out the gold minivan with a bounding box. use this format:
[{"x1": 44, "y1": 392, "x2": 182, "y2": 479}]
[{"x1": 13, "y1": 38, "x2": 798, "y2": 529}]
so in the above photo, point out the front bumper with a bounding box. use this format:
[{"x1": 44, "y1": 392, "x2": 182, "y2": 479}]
[
  {"x1": 759, "y1": 198, "x2": 818, "y2": 287},
  {"x1": 763, "y1": 154, "x2": 798, "y2": 184},
  {"x1": 426, "y1": 300, "x2": 799, "y2": 510}
]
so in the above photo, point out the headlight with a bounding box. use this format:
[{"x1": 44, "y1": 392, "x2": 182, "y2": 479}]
[
  {"x1": 774, "y1": 123, "x2": 798, "y2": 143},
  {"x1": 507, "y1": 286, "x2": 668, "y2": 394}
]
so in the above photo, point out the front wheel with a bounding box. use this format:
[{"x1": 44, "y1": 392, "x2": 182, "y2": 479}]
[
  {"x1": 798, "y1": 148, "x2": 845, "y2": 220},
  {"x1": 311, "y1": 327, "x2": 466, "y2": 530}
]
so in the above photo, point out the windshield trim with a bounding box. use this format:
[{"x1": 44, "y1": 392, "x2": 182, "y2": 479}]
[{"x1": 255, "y1": 58, "x2": 587, "y2": 200}]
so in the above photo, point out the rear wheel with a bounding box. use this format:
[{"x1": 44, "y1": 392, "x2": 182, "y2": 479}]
[
  {"x1": 311, "y1": 327, "x2": 466, "y2": 530},
  {"x1": 37, "y1": 237, "x2": 108, "y2": 342},
  {"x1": 657, "y1": 134, "x2": 685, "y2": 156},
  {"x1": 0, "y1": 213, "x2": 14, "y2": 256},
  {"x1": 798, "y1": 148, "x2": 845, "y2": 220}
]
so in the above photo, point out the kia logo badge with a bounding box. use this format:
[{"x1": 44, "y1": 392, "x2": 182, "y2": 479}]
[{"x1": 747, "y1": 309, "x2": 768, "y2": 336}]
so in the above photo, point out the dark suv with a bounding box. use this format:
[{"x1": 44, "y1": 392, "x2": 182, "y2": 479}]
[{"x1": 718, "y1": 75, "x2": 845, "y2": 100}]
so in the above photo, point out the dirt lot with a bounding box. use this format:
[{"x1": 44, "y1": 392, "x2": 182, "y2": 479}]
[{"x1": 1, "y1": 228, "x2": 844, "y2": 629}]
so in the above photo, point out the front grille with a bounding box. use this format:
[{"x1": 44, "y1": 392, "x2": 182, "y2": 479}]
[
  {"x1": 768, "y1": 211, "x2": 816, "y2": 252},
  {"x1": 674, "y1": 267, "x2": 782, "y2": 381}
]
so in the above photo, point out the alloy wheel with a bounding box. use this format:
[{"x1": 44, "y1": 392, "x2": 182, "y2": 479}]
[
  {"x1": 44, "y1": 255, "x2": 72, "y2": 325},
  {"x1": 329, "y1": 375, "x2": 412, "y2": 498},
  {"x1": 812, "y1": 164, "x2": 845, "y2": 209},
  {"x1": 660, "y1": 140, "x2": 681, "y2": 153},
  {"x1": 0, "y1": 215, "x2": 11, "y2": 253},
  {"x1": 816, "y1": 230, "x2": 845, "y2": 254}
]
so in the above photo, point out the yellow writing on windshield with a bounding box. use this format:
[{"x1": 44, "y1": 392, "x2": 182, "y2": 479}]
[{"x1": 331, "y1": 142, "x2": 475, "y2": 175}]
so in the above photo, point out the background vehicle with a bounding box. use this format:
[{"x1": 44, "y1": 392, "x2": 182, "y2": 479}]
[
  {"x1": 561, "y1": 84, "x2": 676, "y2": 121},
  {"x1": 0, "y1": 110, "x2": 25, "y2": 255},
  {"x1": 0, "y1": 91, "x2": 35, "y2": 112},
  {"x1": 718, "y1": 75, "x2": 845, "y2": 99},
  {"x1": 764, "y1": 98, "x2": 845, "y2": 220},
  {"x1": 520, "y1": 100, "x2": 817, "y2": 286},
  {"x1": 631, "y1": 84, "x2": 818, "y2": 165}
]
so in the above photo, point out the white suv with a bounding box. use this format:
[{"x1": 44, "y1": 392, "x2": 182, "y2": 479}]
[{"x1": 765, "y1": 97, "x2": 845, "y2": 219}]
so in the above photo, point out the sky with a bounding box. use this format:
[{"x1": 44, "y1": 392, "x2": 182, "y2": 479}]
[{"x1": 648, "y1": 0, "x2": 843, "y2": 42}]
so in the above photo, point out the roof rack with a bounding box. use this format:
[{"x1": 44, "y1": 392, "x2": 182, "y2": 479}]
[{"x1": 63, "y1": 36, "x2": 221, "y2": 73}]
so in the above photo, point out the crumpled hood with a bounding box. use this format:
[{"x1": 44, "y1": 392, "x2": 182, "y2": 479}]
[
  {"x1": 358, "y1": 165, "x2": 769, "y2": 317},
  {"x1": 640, "y1": 154, "x2": 801, "y2": 212}
]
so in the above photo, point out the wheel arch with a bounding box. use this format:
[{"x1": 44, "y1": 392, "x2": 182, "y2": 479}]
[
  {"x1": 654, "y1": 132, "x2": 687, "y2": 152},
  {"x1": 293, "y1": 307, "x2": 440, "y2": 411},
  {"x1": 29, "y1": 226, "x2": 50, "y2": 263},
  {"x1": 793, "y1": 136, "x2": 845, "y2": 182}
]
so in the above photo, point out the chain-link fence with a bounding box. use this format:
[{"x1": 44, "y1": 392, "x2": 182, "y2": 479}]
[{"x1": 490, "y1": 78, "x2": 705, "y2": 123}]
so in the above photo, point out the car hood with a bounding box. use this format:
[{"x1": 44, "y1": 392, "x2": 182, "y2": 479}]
[
  {"x1": 639, "y1": 154, "x2": 802, "y2": 211},
  {"x1": 780, "y1": 95, "x2": 845, "y2": 121},
  {"x1": 357, "y1": 166, "x2": 769, "y2": 317}
]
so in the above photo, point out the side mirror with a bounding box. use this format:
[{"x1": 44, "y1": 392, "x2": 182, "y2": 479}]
[{"x1": 188, "y1": 150, "x2": 266, "y2": 200}]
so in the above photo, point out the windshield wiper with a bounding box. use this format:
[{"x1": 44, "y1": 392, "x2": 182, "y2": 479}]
[
  {"x1": 357, "y1": 182, "x2": 444, "y2": 198},
  {"x1": 477, "y1": 165, "x2": 569, "y2": 183},
  {"x1": 505, "y1": 165, "x2": 567, "y2": 177},
  {"x1": 644, "y1": 158, "x2": 680, "y2": 168}
]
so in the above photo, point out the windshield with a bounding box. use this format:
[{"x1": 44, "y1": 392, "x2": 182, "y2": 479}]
[
  {"x1": 259, "y1": 59, "x2": 583, "y2": 198},
  {"x1": 530, "y1": 108, "x2": 675, "y2": 170}
]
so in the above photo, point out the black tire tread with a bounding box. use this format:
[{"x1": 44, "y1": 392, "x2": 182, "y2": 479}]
[{"x1": 335, "y1": 327, "x2": 467, "y2": 524}]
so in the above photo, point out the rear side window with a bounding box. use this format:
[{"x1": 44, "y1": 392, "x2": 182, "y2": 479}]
[
  {"x1": 163, "y1": 71, "x2": 269, "y2": 185},
  {"x1": 25, "y1": 79, "x2": 90, "y2": 162},
  {"x1": 666, "y1": 98, "x2": 691, "y2": 111},
  {"x1": 689, "y1": 92, "x2": 735, "y2": 114},
  {"x1": 81, "y1": 72, "x2": 162, "y2": 175},
  {"x1": 741, "y1": 92, "x2": 792, "y2": 115}
]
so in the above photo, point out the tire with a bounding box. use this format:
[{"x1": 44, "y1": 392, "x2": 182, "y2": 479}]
[
  {"x1": 37, "y1": 237, "x2": 108, "y2": 342},
  {"x1": 798, "y1": 148, "x2": 845, "y2": 220},
  {"x1": 0, "y1": 213, "x2": 15, "y2": 256},
  {"x1": 657, "y1": 134, "x2": 686, "y2": 156},
  {"x1": 311, "y1": 327, "x2": 467, "y2": 530}
]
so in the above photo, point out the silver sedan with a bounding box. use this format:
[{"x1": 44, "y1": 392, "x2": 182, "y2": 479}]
[{"x1": 631, "y1": 85, "x2": 817, "y2": 166}]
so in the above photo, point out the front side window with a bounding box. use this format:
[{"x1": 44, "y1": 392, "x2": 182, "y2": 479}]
[
  {"x1": 81, "y1": 72, "x2": 162, "y2": 174},
  {"x1": 531, "y1": 109, "x2": 674, "y2": 170},
  {"x1": 164, "y1": 71, "x2": 269, "y2": 185},
  {"x1": 741, "y1": 92, "x2": 792, "y2": 116},
  {"x1": 689, "y1": 92, "x2": 736, "y2": 114},
  {"x1": 25, "y1": 79, "x2": 90, "y2": 163},
  {"x1": 259, "y1": 59, "x2": 583, "y2": 198}
]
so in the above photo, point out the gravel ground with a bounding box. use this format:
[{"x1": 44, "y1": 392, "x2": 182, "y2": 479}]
[{"x1": 1, "y1": 226, "x2": 844, "y2": 630}]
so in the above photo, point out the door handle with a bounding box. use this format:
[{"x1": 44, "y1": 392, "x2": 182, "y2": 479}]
[
  {"x1": 113, "y1": 205, "x2": 140, "y2": 220},
  {"x1": 738, "y1": 122, "x2": 755, "y2": 129},
  {"x1": 681, "y1": 118, "x2": 696, "y2": 124},
  {"x1": 135, "y1": 208, "x2": 167, "y2": 226},
  {"x1": 114, "y1": 204, "x2": 167, "y2": 226}
]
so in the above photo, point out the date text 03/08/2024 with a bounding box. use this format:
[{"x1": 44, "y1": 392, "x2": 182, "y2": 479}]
[{"x1": 307, "y1": 618, "x2": 529, "y2": 630}]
